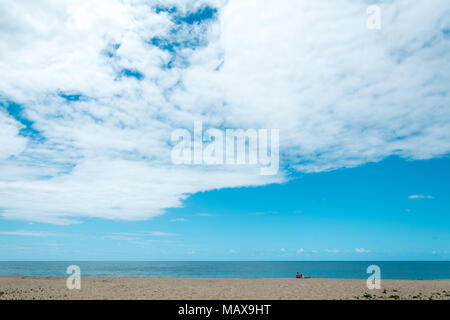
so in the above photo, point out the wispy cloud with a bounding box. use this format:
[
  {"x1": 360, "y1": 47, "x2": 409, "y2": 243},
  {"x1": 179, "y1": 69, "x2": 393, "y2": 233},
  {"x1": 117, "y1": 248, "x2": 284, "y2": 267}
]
[
  {"x1": 102, "y1": 231, "x2": 180, "y2": 239},
  {"x1": 408, "y1": 195, "x2": 434, "y2": 199},
  {"x1": 354, "y1": 248, "x2": 370, "y2": 253},
  {"x1": 296, "y1": 248, "x2": 304, "y2": 254},
  {"x1": 147, "y1": 231, "x2": 180, "y2": 237},
  {"x1": 0, "y1": 1, "x2": 448, "y2": 224},
  {"x1": 0, "y1": 230, "x2": 67, "y2": 237},
  {"x1": 103, "y1": 232, "x2": 140, "y2": 236},
  {"x1": 196, "y1": 213, "x2": 217, "y2": 217},
  {"x1": 170, "y1": 218, "x2": 186, "y2": 222},
  {"x1": 102, "y1": 235, "x2": 138, "y2": 241},
  {"x1": 326, "y1": 249, "x2": 340, "y2": 254}
]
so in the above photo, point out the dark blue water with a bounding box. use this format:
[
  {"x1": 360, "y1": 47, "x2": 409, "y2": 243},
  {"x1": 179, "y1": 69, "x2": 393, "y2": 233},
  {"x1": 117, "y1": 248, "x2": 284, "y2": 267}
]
[{"x1": 0, "y1": 261, "x2": 449, "y2": 279}]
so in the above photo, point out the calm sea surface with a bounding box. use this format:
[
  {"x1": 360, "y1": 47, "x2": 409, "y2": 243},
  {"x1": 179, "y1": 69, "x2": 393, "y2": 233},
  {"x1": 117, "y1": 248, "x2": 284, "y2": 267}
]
[{"x1": 0, "y1": 261, "x2": 449, "y2": 279}]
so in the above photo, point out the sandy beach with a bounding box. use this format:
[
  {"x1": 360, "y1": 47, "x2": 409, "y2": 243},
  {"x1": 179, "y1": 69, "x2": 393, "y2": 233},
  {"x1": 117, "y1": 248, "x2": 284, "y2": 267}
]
[{"x1": 0, "y1": 277, "x2": 449, "y2": 300}]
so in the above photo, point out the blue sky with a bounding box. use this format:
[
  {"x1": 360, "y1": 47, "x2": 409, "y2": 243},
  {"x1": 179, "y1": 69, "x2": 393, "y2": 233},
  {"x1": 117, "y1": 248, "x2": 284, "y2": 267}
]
[
  {"x1": 0, "y1": 1, "x2": 449, "y2": 260},
  {"x1": 1, "y1": 156, "x2": 449, "y2": 260}
]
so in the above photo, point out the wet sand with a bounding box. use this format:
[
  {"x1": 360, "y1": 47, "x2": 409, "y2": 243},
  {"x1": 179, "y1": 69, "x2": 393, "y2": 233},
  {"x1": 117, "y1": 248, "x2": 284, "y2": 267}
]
[{"x1": 0, "y1": 276, "x2": 449, "y2": 300}]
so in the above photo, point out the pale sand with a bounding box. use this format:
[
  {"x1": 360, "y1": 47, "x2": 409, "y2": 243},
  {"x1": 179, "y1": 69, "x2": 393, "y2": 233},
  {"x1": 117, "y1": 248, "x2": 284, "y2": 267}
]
[{"x1": 0, "y1": 277, "x2": 449, "y2": 300}]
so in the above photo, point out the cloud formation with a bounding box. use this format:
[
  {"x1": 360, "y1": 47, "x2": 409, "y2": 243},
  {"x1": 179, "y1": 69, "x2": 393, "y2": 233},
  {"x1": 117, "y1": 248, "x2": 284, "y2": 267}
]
[
  {"x1": 0, "y1": 230, "x2": 67, "y2": 237},
  {"x1": 0, "y1": 0, "x2": 449, "y2": 224},
  {"x1": 196, "y1": 213, "x2": 217, "y2": 217},
  {"x1": 408, "y1": 195, "x2": 434, "y2": 199}
]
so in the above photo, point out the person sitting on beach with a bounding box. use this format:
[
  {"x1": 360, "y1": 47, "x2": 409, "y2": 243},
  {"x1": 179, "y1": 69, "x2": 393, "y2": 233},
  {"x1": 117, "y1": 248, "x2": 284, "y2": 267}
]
[{"x1": 296, "y1": 272, "x2": 300, "y2": 279}]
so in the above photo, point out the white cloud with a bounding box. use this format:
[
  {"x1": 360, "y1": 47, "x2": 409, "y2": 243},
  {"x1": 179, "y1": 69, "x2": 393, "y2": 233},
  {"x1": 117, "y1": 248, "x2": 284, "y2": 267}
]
[
  {"x1": 170, "y1": 218, "x2": 186, "y2": 222},
  {"x1": 101, "y1": 231, "x2": 176, "y2": 242},
  {"x1": 280, "y1": 248, "x2": 286, "y2": 252},
  {"x1": 0, "y1": 0, "x2": 449, "y2": 224},
  {"x1": 0, "y1": 112, "x2": 27, "y2": 160},
  {"x1": 354, "y1": 248, "x2": 370, "y2": 253},
  {"x1": 103, "y1": 232, "x2": 141, "y2": 237},
  {"x1": 102, "y1": 235, "x2": 138, "y2": 241},
  {"x1": 296, "y1": 248, "x2": 304, "y2": 254},
  {"x1": 102, "y1": 231, "x2": 178, "y2": 238},
  {"x1": 326, "y1": 249, "x2": 340, "y2": 254},
  {"x1": 196, "y1": 213, "x2": 217, "y2": 217},
  {"x1": 0, "y1": 230, "x2": 67, "y2": 237},
  {"x1": 148, "y1": 231, "x2": 180, "y2": 236},
  {"x1": 408, "y1": 195, "x2": 434, "y2": 199},
  {"x1": 191, "y1": 0, "x2": 450, "y2": 174}
]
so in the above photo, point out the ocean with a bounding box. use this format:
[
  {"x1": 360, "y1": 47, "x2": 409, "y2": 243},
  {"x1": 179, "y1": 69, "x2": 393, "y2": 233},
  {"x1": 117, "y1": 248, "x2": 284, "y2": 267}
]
[{"x1": 0, "y1": 261, "x2": 449, "y2": 279}]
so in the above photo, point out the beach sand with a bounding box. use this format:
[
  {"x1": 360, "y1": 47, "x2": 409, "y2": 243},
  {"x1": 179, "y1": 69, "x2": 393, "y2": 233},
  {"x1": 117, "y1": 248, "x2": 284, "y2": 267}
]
[{"x1": 0, "y1": 277, "x2": 449, "y2": 300}]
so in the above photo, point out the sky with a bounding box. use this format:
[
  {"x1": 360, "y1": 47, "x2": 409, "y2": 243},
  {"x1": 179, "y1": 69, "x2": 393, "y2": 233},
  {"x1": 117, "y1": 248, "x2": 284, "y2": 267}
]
[{"x1": 0, "y1": 0, "x2": 449, "y2": 260}]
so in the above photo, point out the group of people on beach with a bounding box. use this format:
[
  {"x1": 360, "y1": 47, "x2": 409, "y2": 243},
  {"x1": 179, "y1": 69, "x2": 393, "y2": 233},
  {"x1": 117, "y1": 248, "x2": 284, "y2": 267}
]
[{"x1": 296, "y1": 272, "x2": 310, "y2": 279}]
